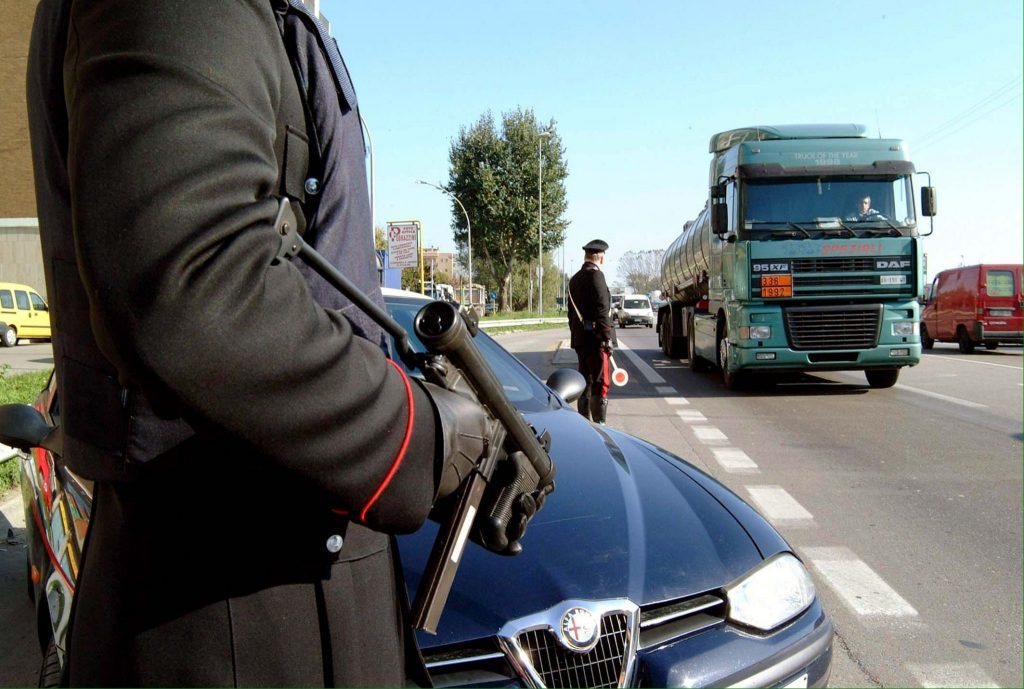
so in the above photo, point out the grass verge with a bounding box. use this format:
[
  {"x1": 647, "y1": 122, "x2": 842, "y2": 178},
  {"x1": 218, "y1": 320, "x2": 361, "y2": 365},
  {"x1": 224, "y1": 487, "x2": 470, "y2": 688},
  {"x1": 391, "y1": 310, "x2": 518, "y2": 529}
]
[{"x1": 0, "y1": 366, "x2": 52, "y2": 492}]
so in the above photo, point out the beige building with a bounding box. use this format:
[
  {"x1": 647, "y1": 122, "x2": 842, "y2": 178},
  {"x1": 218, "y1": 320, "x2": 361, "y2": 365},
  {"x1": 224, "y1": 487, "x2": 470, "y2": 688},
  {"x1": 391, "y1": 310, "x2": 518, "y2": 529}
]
[
  {"x1": 1, "y1": 1, "x2": 45, "y2": 295},
  {"x1": 422, "y1": 247, "x2": 456, "y2": 282}
]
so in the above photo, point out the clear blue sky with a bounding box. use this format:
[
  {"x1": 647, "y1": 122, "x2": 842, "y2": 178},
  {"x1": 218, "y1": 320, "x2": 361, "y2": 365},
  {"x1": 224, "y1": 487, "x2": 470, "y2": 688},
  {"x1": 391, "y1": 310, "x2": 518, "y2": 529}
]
[{"x1": 322, "y1": 0, "x2": 1023, "y2": 289}]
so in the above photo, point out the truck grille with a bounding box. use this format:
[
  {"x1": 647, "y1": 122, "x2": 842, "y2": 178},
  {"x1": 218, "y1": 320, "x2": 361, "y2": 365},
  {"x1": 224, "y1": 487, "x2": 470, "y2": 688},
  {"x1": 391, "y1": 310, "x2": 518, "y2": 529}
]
[
  {"x1": 752, "y1": 255, "x2": 915, "y2": 299},
  {"x1": 517, "y1": 614, "x2": 630, "y2": 688},
  {"x1": 791, "y1": 257, "x2": 876, "y2": 272},
  {"x1": 785, "y1": 304, "x2": 882, "y2": 349}
]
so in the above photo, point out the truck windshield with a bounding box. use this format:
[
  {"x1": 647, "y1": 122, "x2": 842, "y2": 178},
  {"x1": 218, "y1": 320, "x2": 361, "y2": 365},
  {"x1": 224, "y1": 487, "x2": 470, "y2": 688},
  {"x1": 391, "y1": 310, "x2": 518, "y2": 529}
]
[{"x1": 743, "y1": 176, "x2": 915, "y2": 236}]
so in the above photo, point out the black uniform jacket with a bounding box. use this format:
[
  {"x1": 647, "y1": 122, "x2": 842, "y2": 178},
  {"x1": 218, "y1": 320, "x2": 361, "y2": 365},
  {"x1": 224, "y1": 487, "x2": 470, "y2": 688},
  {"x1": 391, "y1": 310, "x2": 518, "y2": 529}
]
[
  {"x1": 27, "y1": 0, "x2": 437, "y2": 685},
  {"x1": 567, "y1": 262, "x2": 613, "y2": 349}
]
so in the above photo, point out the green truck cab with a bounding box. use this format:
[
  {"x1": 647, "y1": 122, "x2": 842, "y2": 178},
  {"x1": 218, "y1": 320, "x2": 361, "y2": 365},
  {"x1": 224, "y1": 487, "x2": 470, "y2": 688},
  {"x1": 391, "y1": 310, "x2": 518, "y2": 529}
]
[{"x1": 657, "y1": 124, "x2": 936, "y2": 389}]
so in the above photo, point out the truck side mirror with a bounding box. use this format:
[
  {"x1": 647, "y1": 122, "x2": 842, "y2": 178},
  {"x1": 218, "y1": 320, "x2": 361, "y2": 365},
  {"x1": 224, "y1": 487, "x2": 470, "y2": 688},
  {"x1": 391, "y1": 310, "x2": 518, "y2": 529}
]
[
  {"x1": 710, "y1": 182, "x2": 729, "y2": 234},
  {"x1": 921, "y1": 187, "x2": 937, "y2": 216},
  {"x1": 712, "y1": 202, "x2": 728, "y2": 235}
]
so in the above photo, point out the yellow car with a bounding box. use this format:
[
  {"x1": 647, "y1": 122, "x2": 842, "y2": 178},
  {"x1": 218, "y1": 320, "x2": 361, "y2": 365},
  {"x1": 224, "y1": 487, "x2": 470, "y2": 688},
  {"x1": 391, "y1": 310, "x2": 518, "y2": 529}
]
[{"x1": 0, "y1": 282, "x2": 52, "y2": 346}]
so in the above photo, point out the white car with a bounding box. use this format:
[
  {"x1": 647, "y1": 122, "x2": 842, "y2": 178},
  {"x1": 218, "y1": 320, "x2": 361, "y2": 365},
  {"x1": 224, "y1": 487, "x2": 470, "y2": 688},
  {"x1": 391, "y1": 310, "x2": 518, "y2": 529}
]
[{"x1": 616, "y1": 295, "x2": 654, "y2": 328}]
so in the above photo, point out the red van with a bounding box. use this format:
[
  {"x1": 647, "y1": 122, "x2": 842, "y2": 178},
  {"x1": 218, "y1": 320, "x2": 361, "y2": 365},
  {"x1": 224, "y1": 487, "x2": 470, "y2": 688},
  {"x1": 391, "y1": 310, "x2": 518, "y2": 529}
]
[{"x1": 921, "y1": 264, "x2": 1023, "y2": 352}]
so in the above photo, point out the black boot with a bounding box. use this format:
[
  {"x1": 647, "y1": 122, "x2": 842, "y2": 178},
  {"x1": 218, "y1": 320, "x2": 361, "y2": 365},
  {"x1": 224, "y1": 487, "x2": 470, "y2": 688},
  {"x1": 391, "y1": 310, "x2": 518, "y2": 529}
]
[
  {"x1": 577, "y1": 394, "x2": 590, "y2": 420},
  {"x1": 590, "y1": 395, "x2": 608, "y2": 424}
]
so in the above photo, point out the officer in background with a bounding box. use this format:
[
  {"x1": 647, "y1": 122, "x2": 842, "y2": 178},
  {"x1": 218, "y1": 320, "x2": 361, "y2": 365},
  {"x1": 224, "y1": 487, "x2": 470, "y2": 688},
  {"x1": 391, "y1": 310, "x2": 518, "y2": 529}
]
[
  {"x1": 25, "y1": 1, "x2": 544, "y2": 685},
  {"x1": 567, "y1": 239, "x2": 616, "y2": 424}
]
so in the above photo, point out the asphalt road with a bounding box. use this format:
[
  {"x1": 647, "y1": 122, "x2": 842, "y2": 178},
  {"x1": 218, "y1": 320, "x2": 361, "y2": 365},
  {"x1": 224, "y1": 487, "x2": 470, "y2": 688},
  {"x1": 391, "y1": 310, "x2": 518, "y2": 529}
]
[
  {"x1": 1, "y1": 334, "x2": 1020, "y2": 687},
  {"x1": 499, "y1": 326, "x2": 1023, "y2": 689}
]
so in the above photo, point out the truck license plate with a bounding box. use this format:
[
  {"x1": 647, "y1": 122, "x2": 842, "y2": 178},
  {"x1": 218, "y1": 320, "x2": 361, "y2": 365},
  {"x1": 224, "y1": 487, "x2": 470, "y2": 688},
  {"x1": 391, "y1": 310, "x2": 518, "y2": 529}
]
[{"x1": 880, "y1": 275, "x2": 906, "y2": 285}]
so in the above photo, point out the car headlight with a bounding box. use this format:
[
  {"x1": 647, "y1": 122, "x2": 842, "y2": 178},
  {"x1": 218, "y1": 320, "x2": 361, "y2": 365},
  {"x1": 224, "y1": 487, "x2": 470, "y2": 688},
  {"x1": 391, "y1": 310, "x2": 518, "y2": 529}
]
[
  {"x1": 891, "y1": 321, "x2": 918, "y2": 336},
  {"x1": 725, "y1": 553, "x2": 815, "y2": 631}
]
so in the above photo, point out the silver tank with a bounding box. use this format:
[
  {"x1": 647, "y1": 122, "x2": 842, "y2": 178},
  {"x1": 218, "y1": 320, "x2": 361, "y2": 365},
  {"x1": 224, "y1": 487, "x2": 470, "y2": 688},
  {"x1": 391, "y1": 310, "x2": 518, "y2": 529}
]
[{"x1": 660, "y1": 205, "x2": 712, "y2": 304}]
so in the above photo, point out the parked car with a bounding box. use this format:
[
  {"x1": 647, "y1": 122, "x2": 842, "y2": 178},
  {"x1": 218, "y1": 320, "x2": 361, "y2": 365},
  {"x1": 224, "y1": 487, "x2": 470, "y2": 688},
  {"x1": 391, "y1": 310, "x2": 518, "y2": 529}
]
[
  {"x1": 921, "y1": 264, "x2": 1023, "y2": 352},
  {"x1": 0, "y1": 282, "x2": 52, "y2": 347},
  {"x1": 615, "y1": 294, "x2": 655, "y2": 328},
  {"x1": 13, "y1": 288, "x2": 832, "y2": 688}
]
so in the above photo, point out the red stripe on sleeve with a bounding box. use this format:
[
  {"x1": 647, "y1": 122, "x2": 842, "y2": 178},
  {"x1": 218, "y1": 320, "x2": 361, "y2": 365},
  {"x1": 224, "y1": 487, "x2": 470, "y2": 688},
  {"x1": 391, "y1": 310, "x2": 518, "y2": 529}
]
[{"x1": 359, "y1": 359, "x2": 416, "y2": 522}]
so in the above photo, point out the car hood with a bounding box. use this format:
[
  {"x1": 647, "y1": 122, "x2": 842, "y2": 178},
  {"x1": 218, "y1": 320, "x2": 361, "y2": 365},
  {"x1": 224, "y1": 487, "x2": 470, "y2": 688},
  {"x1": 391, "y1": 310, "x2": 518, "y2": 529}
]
[{"x1": 401, "y1": 406, "x2": 766, "y2": 647}]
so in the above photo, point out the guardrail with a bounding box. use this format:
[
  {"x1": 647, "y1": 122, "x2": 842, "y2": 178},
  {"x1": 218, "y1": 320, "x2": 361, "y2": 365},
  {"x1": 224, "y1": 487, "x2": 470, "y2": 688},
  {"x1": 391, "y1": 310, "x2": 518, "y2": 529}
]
[{"x1": 478, "y1": 317, "x2": 566, "y2": 329}]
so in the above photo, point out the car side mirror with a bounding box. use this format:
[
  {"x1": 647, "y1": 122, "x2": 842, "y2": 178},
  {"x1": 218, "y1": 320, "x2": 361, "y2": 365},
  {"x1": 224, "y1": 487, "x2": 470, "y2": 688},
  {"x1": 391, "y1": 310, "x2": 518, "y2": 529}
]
[
  {"x1": 546, "y1": 368, "x2": 587, "y2": 404},
  {"x1": 0, "y1": 404, "x2": 60, "y2": 454},
  {"x1": 921, "y1": 186, "x2": 937, "y2": 216}
]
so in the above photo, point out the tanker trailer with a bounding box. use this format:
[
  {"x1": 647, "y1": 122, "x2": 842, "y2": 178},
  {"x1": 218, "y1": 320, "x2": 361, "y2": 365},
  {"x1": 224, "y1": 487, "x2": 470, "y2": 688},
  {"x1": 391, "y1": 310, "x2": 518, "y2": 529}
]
[{"x1": 655, "y1": 124, "x2": 937, "y2": 389}]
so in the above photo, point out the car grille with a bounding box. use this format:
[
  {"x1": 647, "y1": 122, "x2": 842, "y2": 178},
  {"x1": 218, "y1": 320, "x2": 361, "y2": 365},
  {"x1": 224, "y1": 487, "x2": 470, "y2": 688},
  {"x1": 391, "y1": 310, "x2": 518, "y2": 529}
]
[
  {"x1": 427, "y1": 594, "x2": 727, "y2": 688},
  {"x1": 785, "y1": 304, "x2": 882, "y2": 350},
  {"x1": 516, "y1": 613, "x2": 630, "y2": 689}
]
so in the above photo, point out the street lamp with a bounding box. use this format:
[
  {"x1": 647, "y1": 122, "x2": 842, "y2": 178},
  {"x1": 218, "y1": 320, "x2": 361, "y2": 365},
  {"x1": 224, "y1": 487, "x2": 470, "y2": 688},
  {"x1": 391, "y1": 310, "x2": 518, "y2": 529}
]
[
  {"x1": 538, "y1": 129, "x2": 552, "y2": 315},
  {"x1": 416, "y1": 180, "x2": 473, "y2": 306}
]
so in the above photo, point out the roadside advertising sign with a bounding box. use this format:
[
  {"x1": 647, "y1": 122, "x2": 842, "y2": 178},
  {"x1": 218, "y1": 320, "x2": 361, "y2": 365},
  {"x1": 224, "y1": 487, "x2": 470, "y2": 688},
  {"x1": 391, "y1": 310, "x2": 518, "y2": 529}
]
[{"x1": 387, "y1": 222, "x2": 419, "y2": 269}]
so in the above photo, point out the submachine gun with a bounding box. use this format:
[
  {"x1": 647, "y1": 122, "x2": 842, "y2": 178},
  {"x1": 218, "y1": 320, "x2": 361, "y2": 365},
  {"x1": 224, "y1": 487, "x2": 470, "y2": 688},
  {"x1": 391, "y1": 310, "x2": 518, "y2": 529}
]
[{"x1": 273, "y1": 200, "x2": 556, "y2": 633}]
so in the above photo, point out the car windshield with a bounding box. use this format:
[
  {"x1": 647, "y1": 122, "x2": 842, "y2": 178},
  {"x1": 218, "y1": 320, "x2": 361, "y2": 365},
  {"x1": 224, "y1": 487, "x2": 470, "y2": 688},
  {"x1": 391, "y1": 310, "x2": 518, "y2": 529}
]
[
  {"x1": 624, "y1": 299, "x2": 649, "y2": 309},
  {"x1": 744, "y1": 175, "x2": 915, "y2": 232},
  {"x1": 385, "y1": 296, "x2": 554, "y2": 412}
]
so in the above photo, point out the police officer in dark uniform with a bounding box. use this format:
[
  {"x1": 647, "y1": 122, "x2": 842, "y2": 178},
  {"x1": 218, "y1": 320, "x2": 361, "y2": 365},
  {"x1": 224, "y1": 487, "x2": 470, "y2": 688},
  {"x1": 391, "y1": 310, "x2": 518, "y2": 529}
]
[
  {"x1": 567, "y1": 239, "x2": 616, "y2": 424},
  {"x1": 25, "y1": 1, "x2": 544, "y2": 686}
]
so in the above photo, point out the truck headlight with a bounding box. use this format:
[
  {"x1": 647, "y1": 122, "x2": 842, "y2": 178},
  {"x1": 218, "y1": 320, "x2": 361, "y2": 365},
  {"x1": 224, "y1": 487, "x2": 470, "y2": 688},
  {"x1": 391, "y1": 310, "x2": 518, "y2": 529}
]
[
  {"x1": 891, "y1": 321, "x2": 918, "y2": 336},
  {"x1": 725, "y1": 553, "x2": 815, "y2": 631},
  {"x1": 739, "y1": 325, "x2": 771, "y2": 340}
]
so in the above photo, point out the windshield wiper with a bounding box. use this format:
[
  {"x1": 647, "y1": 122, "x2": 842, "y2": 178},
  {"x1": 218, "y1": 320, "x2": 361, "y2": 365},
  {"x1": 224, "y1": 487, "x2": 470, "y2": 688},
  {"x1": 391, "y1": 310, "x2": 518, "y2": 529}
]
[
  {"x1": 765, "y1": 222, "x2": 813, "y2": 239},
  {"x1": 849, "y1": 216, "x2": 904, "y2": 236},
  {"x1": 816, "y1": 225, "x2": 857, "y2": 238}
]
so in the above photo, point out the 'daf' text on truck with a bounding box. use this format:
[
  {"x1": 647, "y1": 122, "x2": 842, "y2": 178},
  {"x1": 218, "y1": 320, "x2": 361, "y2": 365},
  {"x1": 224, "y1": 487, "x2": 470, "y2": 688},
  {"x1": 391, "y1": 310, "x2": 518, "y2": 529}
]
[{"x1": 657, "y1": 124, "x2": 936, "y2": 389}]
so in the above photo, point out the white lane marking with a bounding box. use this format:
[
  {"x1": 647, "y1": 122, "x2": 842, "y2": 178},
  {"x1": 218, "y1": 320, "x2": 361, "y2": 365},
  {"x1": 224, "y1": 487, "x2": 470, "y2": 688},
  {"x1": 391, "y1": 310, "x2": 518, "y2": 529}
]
[
  {"x1": 712, "y1": 448, "x2": 760, "y2": 473},
  {"x1": 803, "y1": 547, "x2": 918, "y2": 617},
  {"x1": 692, "y1": 426, "x2": 728, "y2": 443},
  {"x1": 615, "y1": 340, "x2": 666, "y2": 384},
  {"x1": 665, "y1": 396, "x2": 690, "y2": 405},
  {"x1": 927, "y1": 354, "x2": 1022, "y2": 371},
  {"x1": 675, "y1": 410, "x2": 707, "y2": 423},
  {"x1": 839, "y1": 373, "x2": 989, "y2": 408},
  {"x1": 894, "y1": 383, "x2": 988, "y2": 409},
  {"x1": 906, "y1": 662, "x2": 1000, "y2": 688},
  {"x1": 655, "y1": 386, "x2": 676, "y2": 395},
  {"x1": 746, "y1": 486, "x2": 813, "y2": 521}
]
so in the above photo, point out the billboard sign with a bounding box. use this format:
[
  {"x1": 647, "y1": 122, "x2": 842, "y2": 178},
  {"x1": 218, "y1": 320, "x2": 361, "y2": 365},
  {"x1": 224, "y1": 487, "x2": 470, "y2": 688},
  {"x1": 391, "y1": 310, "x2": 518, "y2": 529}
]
[{"x1": 387, "y1": 222, "x2": 419, "y2": 269}]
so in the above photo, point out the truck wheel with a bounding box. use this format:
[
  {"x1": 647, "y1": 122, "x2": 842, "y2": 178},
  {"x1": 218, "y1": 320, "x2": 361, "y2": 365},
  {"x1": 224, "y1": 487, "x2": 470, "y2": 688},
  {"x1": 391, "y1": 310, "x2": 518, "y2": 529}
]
[
  {"x1": 662, "y1": 318, "x2": 680, "y2": 358},
  {"x1": 985, "y1": 342, "x2": 999, "y2": 351},
  {"x1": 921, "y1": 324, "x2": 934, "y2": 350},
  {"x1": 688, "y1": 314, "x2": 708, "y2": 371},
  {"x1": 2, "y1": 325, "x2": 16, "y2": 348},
  {"x1": 957, "y1": 327, "x2": 975, "y2": 354},
  {"x1": 865, "y1": 369, "x2": 899, "y2": 388},
  {"x1": 718, "y1": 336, "x2": 743, "y2": 390}
]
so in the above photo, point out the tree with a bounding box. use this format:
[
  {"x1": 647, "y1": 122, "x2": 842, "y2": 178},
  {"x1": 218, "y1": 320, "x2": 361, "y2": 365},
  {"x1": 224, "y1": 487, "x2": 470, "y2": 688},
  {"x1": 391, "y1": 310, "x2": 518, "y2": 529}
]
[
  {"x1": 617, "y1": 250, "x2": 664, "y2": 294},
  {"x1": 446, "y1": 109, "x2": 569, "y2": 311}
]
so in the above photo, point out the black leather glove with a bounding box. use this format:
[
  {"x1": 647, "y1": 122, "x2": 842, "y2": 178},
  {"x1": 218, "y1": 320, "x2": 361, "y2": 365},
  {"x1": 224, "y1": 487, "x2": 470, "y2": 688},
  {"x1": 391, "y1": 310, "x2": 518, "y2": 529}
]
[
  {"x1": 476, "y1": 450, "x2": 555, "y2": 555},
  {"x1": 419, "y1": 381, "x2": 493, "y2": 500},
  {"x1": 419, "y1": 380, "x2": 555, "y2": 557}
]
